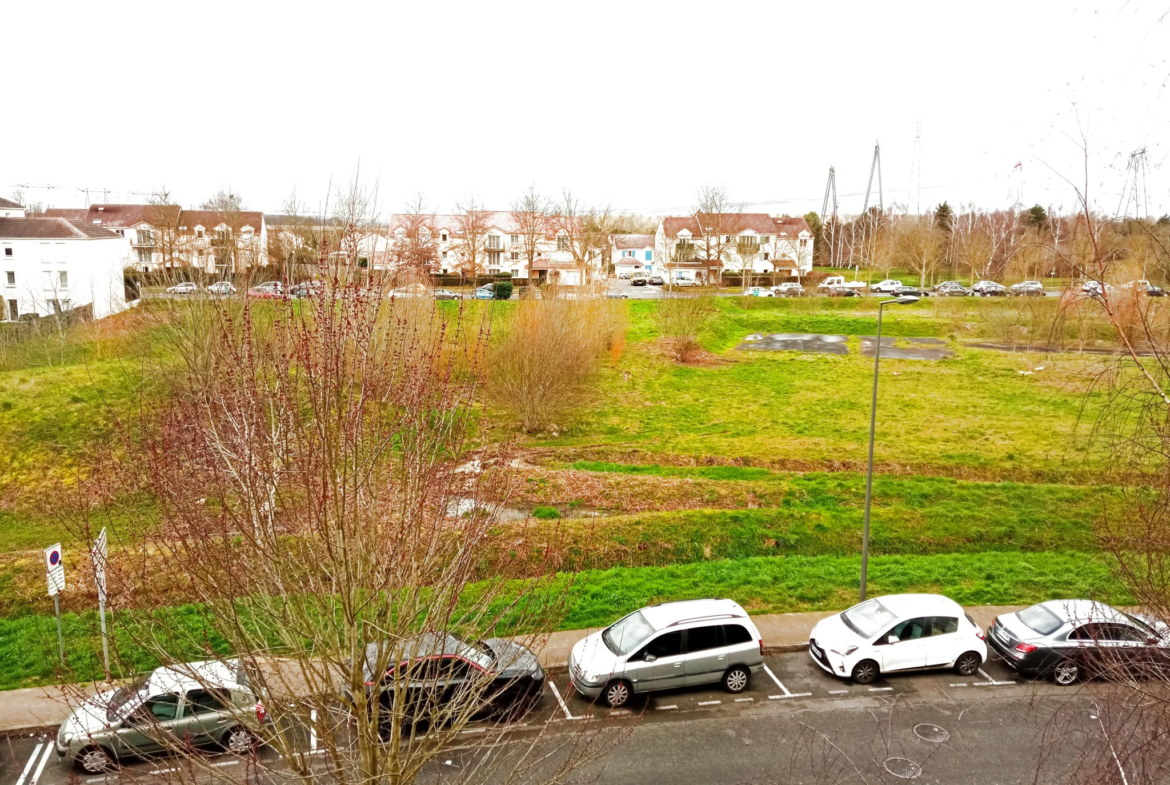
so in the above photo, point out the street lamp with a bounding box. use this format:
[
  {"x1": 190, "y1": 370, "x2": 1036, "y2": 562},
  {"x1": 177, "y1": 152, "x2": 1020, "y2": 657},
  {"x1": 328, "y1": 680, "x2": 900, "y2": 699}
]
[{"x1": 860, "y1": 295, "x2": 919, "y2": 601}]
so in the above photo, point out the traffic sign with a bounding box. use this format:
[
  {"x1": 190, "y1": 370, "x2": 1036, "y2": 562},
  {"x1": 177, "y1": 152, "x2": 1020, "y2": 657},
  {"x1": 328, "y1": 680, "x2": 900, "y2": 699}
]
[
  {"x1": 91, "y1": 528, "x2": 108, "y2": 604},
  {"x1": 44, "y1": 543, "x2": 65, "y2": 596}
]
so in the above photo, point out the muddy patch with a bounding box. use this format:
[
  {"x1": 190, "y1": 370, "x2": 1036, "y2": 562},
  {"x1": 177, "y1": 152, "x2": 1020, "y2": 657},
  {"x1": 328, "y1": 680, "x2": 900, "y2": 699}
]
[
  {"x1": 860, "y1": 336, "x2": 953, "y2": 360},
  {"x1": 736, "y1": 333, "x2": 850, "y2": 354}
]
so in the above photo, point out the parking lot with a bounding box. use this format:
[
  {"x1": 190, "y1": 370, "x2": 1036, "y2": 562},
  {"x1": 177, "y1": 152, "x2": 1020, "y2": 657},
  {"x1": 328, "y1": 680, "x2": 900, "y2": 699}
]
[{"x1": 2, "y1": 649, "x2": 1082, "y2": 785}]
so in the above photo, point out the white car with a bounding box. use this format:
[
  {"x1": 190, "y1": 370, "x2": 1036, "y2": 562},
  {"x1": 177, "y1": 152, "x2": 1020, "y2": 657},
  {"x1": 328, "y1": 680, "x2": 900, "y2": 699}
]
[
  {"x1": 871, "y1": 279, "x2": 903, "y2": 294},
  {"x1": 167, "y1": 282, "x2": 198, "y2": 295},
  {"x1": 772, "y1": 282, "x2": 804, "y2": 297},
  {"x1": 672, "y1": 278, "x2": 701, "y2": 287},
  {"x1": 808, "y1": 594, "x2": 987, "y2": 684},
  {"x1": 1082, "y1": 280, "x2": 1115, "y2": 297},
  {"x1": 743, "y1": 286, "x2": 775, "y2": 297},
  {"x1": 207, "y1": 281, "x2": 236, "y2": 295}
]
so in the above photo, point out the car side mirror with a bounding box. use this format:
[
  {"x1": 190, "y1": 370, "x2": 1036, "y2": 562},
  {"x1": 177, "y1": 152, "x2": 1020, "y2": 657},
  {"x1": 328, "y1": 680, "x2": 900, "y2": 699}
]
[
  {"x1": 887, "y1": 635, "x2": 900, "y2": 645},
  {"x1": 643, "y1": 654, "x2": 657, "y2": 663},
  {"x1": 1148, "y1": 637, "x2": 1159, "y2": 646}
]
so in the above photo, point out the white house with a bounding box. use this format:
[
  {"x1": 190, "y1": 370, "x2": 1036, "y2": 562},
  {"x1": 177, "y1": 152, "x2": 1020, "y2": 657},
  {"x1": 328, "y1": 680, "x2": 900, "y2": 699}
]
[
  {"x1": 612, "y1": 234, "x2": 654, "y2": 275},
  {"x1": 43, "y1": 204, "x2": 268, "y2": 274},
  {"x1": 0, "y1": 217, "x2": 128, "y2": 321},
  {"x1": 654, "y1": 213, "x2": 814, "y2": 282},
  {"x1": 0, "y1": 197, "x2": 26, "y2": 219}
]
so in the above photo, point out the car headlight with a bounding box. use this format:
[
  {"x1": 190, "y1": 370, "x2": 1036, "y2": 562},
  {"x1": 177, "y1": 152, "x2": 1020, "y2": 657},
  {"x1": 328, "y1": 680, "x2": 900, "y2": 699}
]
[{"x1": 831, "y1": 646, "x2": 858, "y2": 657}]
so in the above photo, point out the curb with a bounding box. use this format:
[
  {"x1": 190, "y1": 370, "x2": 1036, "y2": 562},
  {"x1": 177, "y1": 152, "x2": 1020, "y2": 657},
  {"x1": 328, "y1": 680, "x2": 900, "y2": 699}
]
[{"x1": 1, "y1": 723, "x2": 57, "y2": 740}]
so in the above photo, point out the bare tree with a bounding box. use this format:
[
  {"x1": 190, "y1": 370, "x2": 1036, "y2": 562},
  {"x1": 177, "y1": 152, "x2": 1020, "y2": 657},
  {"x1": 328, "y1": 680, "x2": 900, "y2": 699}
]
[
  {"x1": 390, "y1": 193, "x2": 439, "y2": 277},
  {"x1": 454, "y1": 196, "x2": 491, "y2": 284},
  {"x1": 694, "y1": 185, "x2": 740, "y2": 286},
  {"x1": 510, "y1": 184, "x2": 549, "y2": 275}
]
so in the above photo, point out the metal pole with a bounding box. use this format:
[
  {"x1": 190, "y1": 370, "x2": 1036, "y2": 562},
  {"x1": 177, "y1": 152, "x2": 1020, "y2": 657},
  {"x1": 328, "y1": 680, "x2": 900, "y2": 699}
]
[
  {"x1": 861, "y1": 302, "x2": 885, "y2": 601},
  {"x1": 99, "y1": 598, "x2": 110, "y2": 679},
  {"x1": 53, "y1": 595, "x2": 64, "y2": 662}
]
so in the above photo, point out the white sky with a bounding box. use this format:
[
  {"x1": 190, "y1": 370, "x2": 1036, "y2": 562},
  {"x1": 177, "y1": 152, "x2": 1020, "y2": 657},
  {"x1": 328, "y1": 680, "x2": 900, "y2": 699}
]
[{"x1": 7, "y1": 1, "x2": 1170, "y2": 219}]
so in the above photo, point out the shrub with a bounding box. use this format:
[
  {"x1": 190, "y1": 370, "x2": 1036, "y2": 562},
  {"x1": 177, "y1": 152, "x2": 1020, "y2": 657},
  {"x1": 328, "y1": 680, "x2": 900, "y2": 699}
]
[
  {"x1": 655, "y1": 294, "x2": 717, "y2": 362},
  {"x1": 532, "y1": 506, "x2": 561, "y2": 519},
  {"x1": 493, "y1": 280, "x2": 514, "y2": 300}
]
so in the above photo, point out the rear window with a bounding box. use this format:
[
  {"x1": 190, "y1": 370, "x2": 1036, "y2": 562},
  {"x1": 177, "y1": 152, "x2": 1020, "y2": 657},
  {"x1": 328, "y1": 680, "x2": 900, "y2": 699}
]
[
  {"x1": 1018, "y1": 604, "x2": 1064, "y2": 636},
  {"x1": 723, "y1": 624, "x2": 754, "y2": 645}
]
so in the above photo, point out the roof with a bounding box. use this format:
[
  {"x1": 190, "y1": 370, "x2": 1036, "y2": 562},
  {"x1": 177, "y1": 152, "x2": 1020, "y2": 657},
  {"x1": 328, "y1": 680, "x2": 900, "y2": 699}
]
[
  {"x1": 42, "y1": 208, "x2": 88, "y2": 220},
  {"x1": 773, "y1": 216, "x2": 812, "y2": 237},
  {"x1": 0, "y1": 197, "x2": 23, "y2": 209},
  {"x1": 662, "y1": 214, "x2": 813, "y2": 240},
  {"x1": 1039, "y1": 600, "x2": 1127, "y2": 625},
  {"x1": 662, "y1": 216, "x2": 703, "y2": 239},
  {"x1": 872, "y1": 594, "x2": 963, "y2": 618},
  {"x1": 178, "y1": 209, "x2": 263, "y2": 232},
  {"x1": 148, "y1": 660, "x2": 246, "y2": 695},
  {"x1": 613, "y1": 234, "x2": 654, "y2": 250},
  {"x1": 641, "y1": 599, "x2": 749, "y2": 631},
  {"x1": 0, "y1": 218, "x2": 122, "y2": 239},
  {"x1": 530, "y1": 259, "x2": 578, "y2": 271}
]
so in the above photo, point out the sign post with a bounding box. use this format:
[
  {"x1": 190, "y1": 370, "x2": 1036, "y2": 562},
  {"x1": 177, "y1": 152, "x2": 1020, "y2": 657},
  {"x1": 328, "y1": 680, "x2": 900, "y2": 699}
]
[
  {"x1": 91, "y1": 528, "x2": 110, "y2": 679},
  {"x1": 44, "y1": 543, "x2": 65, "y2": 662}
]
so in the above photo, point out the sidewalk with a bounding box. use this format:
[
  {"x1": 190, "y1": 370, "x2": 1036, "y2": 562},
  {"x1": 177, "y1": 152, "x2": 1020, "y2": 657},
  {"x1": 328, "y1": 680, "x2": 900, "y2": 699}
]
[{"x1": 0, "y1": 605, "x2": 1024, "y2": 738}]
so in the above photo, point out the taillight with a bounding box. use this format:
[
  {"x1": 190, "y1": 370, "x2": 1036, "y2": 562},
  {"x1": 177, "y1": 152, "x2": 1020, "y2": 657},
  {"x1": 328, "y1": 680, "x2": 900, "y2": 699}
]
[
  {"x1": 759, "y1": 639, "x2": 764, "y2": 655},
  {"x1": 1015, "y1": 643, "x2": 1037, "y2": 654},
  {"x1": 975, "y1": 629, "x2": 985, "y2": 641},
  {"x1": 255, "y1": 701, "x2": 267, "y2": 723}
]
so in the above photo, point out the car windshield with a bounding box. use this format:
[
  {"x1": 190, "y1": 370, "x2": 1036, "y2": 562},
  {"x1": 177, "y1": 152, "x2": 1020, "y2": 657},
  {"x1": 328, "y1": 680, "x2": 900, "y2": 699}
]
[
  {"x1": 106, "y1": 676, "x2": 150, "y2": 721},
  {"x1": 602, "y1": 611, "x2": 656, "y2": 655},
  {"x1": 1017, "y1": 604, "x2": 1064, "y2": 636},
  {"x1": 842, "y1": 599, "x2": 897, "y2": 638}
]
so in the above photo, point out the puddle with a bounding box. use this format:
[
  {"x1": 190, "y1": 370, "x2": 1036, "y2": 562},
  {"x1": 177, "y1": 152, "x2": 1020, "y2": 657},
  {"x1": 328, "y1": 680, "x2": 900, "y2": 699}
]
[
  {"x1": 860, "y1": 336, "x2": 953, "y2": 360},
  {"x1": 446, "y1": 498, "x2": 607, "y2": 522},
  {"x1": 737, "y1": 333, "x2": 850, "y2": 354}
]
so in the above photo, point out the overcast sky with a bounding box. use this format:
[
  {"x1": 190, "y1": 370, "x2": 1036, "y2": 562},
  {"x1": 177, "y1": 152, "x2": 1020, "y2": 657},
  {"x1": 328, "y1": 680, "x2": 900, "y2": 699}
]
[{"x1": 7, "y1": 1, "x2": 1169, "y2": 220}]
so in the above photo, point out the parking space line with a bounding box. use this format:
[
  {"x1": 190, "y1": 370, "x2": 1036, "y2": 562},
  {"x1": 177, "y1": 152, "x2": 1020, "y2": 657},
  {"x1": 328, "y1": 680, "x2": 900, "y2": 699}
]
[
  {"x1": 698, "y1": 700, "x2": 722, "y2": 706},
  {"x1": 868, "y1": 687, "x2": 893, "y2": 692},
  {"x1": 976, "y1": 668, "x2": 1015, "y2": 686},
  {"x1": 149, "y1": 767, "x2": 180, "y2": 776},
  {"x1": 28, "y1": 743, "x2": 54, "y2": 785},
  {"x1": 828, "y1": 689, "x2": 849, "y2": 694},
  {"x1": 213, "y1": 761, "x2": 241, "y2": 767},
  {"x1": 949, "y1": 683, "x2": 970, "y2": 687},
  {"x1": 609, "y1": 709, "x2": 631, "y2": 716},
  {"x1": 461, "y1": 728, "x2": 487, "y2": 735},
  {"x1": 15, "y1": 742, "x2": 45, "y2": 785},
  {"x1": 656, "y1": 704, "x2": 677, "y2": 710},
  {"x1": 548, "y1": 681, "x2": 579, "y2": 720},
  {"x1": 763, "y1": 664, "x2": 790, "y2": 695},
  {"x1": 735, "y1": 697, "x2": 754, "y2": 702},
  {"x1": 310, "y1": 708, "x2": 318, "y2": 752}
]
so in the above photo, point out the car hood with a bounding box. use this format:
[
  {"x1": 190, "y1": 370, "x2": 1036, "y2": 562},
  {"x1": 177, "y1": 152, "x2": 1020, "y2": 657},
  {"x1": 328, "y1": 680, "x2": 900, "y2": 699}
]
[
  {"x1": 62, "y1": 690, "x2": 123, "y2": 739},
  {"x1": 570, "y1": 630, "x2": 622, "y2": 677},
  {"x1": 485, "y1": 639, "x2": 542, "y2": 676},
  {"x1": 811, "y1": 613, "x2": 863, "y2": 648}
]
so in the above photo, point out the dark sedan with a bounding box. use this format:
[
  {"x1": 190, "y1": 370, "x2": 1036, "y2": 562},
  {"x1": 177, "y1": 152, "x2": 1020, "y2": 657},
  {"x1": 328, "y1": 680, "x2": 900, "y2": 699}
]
[
  {"x1": 360, "y1": 634, "x2": 544, "y2": 731},
  {"x1": 891, "y1": 285, "x2": 930, "y2": 298},
  {"x1": 988, "y1": 600, "x2": 1170, "y2": 685}
]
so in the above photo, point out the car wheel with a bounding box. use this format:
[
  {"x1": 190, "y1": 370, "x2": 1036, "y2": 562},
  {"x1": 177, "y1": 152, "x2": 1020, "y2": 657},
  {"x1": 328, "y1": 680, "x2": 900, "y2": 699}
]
[
  {"x1": 723, "y1": 666, "x2": 751, "y2": 693},
  {"x1": 76, "y1": 746, "x2": 115, "y2": 774},
  {"x1": 223, "y1": 726, "x2": 259, "y2": 754},
  {"x1": 851, "y1": 660, "x2": 880, "y2": 685},
  {"x1": 1052, "y1": 660, "x2": 1080, "y2": 686},
  {"x1": 603, "y1": 680, "x2": 632, "y2": 708},
  {"x1": 954, "y1": 651, "x2": 982, "y2": 676}
]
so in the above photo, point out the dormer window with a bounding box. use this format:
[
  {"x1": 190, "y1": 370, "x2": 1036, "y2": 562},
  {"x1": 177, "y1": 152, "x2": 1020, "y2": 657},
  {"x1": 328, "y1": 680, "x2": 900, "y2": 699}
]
[
  {"x1": 557, "y1": 235, "x2": 570, "y2": 252},
  {"x1": 196, "y1": 228, "x2": 204, "y2": 239},
  {"x1": 441, "y1": 232, "x2": 448, "y2": 242}
]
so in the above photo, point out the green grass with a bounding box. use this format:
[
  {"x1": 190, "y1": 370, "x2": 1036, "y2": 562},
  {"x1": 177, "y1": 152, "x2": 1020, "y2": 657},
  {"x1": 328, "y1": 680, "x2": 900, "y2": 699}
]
[
  {"x1": 532, "y1": 506, "x2": 561, "y2": 520},
  {"x1": 0, "y1": 550, "x2": 1126, "y2": 690},
  {"x1": 570, "y1": 461, "x2": 776, "y2": 481}
]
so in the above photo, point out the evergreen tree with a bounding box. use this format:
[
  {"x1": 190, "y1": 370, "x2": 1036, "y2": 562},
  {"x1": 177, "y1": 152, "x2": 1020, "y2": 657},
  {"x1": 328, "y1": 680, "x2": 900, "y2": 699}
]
[
  {"x1": 934, "y1": 202, "x2": 954, "y2": 232},
  {"x1": 1027, "y1": 204, "x2": 1048, "y2": 228}
]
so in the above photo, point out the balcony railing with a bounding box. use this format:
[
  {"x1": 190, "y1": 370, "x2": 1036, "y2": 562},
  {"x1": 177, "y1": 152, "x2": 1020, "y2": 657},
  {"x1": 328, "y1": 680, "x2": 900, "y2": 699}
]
[{"x1": 131, "y1": 237, "x2": 155, "y2": 247}]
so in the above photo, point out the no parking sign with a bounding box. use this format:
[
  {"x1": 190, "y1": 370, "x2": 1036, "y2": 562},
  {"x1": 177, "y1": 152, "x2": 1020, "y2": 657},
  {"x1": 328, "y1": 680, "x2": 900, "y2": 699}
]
[{"x1": 44, "y1": 543, "x2": 65, "y2": 596}]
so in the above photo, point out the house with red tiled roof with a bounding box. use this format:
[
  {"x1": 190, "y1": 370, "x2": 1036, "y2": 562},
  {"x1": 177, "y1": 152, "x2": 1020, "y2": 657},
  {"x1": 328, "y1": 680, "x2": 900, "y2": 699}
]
[
  {"x1": 653, "y1": 213, "x2": 814, "y2": 283},
  {"x1": 0, "y1": 197, "x2": 26, "y2": 219},
  {"x1": 611, "y1": 234, "x2": 654, "y2": 276}
]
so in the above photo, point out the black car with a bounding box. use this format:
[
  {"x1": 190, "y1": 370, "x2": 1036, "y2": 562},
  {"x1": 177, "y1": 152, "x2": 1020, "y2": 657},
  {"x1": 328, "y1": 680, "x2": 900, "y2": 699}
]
[
  {"x1": 826, "y1": 286, "x2": 860, "y2": 297},
  {"x1": 648, "y1": 276, "x2": 665, "y2": 286},
  {"x1": 892, "y1": 285, "x2": 930, "y2": 298},
  {"x1": 1145, "y1": 285, "x2": 1166, "y2": 297},
  {"x1": 360, "y1": 633, "x2": 544, "y2": 731},
  {"x1": 987, "y1": 600, "x2": 1170, "y2": 685}
]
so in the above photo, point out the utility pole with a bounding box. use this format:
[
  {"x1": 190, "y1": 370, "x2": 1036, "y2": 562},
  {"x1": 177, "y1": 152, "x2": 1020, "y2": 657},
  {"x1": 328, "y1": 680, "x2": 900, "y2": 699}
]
[
  {"x1": 909, "y1": 122, "x2": 922, "y2": 214},
  {"x1": 862, "y1": 142, "x2": 884, "y2": 215},
  {"x1": 1117, "y1": 148, "x2": 1150, "y2": 221},
  {"x1": 821, "y1": 166, "x2": 839, "y2": 268}
]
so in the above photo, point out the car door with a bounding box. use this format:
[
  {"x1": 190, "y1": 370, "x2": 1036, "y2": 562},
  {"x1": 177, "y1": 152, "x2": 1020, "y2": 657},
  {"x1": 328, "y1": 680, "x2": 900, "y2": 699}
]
[
  {"x1": 1097, "y1": 623, "x2": 1145, "y2": 677},
  {"x1": 116, "y1": 693, "x2": 183, "y2": 756},
  {"x1": 877, "y1": 618, "x2": 929, "y2": 671},
  {"x1": 683, "y1": 625, "x2": 728, "y2": 687},
  {"x1": 628, "y1": 631, "x2": 686, "y2": 692},
  {"x1": 181, "y1": 688, "x2": 234, "y2": 745},
  {"x1": 924, "y1": 616, "x2": 961, "y2": 667}
]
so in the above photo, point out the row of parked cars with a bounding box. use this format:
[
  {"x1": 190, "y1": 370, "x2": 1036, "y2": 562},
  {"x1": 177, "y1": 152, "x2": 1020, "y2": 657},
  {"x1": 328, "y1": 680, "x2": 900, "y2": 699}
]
[{"x1": 55, "y1": 593, "x2": 1169, "y2": 772}]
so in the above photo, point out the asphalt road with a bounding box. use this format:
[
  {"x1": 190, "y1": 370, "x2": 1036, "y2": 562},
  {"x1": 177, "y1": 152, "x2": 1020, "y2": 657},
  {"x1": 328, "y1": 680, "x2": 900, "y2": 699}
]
[{"x1": 3, "y1": 651, "x2": 1102, "y2": 785}]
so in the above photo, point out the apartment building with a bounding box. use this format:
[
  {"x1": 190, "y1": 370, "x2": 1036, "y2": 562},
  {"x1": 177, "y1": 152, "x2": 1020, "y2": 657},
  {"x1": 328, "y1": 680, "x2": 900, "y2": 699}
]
[
  {"x1": 612, "y1": 234, "x2": 655, "y2": 275},
  {"x1": 653, "y1": 213, "x2": 814, "y2": 282},
  {"x1": 0, "y1": 217, "x2": 127, "y2": 320}
]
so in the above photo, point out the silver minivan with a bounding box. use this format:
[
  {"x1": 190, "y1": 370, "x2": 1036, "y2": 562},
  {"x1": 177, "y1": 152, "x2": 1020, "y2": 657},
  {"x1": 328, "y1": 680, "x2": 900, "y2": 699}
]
[{"x1": 568, "y1": 599, "x2": 764, "y2": 707}]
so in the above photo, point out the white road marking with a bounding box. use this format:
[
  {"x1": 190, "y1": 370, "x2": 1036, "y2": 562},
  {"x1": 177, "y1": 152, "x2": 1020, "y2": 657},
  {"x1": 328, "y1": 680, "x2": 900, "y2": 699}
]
[
  {"x1": 698, "y1": 700, "x2": 722, "y2": 706},
  {"x1": 656, "y1": 705, "x2": 678, "y2": 711},
  {"x1": 828, "y1": 689, "x2": 850, "y2": 694},
  {"x1": 762, "y1": 664, "x2": 790, "y2": 696},
  {"x1": 768, "y1": 693, "x2": 812, "y2": 699},
  {"x1": 735, "y1": 697, "x2": 754, "y2": 702},
  {"x1": 976, "y1": 668, "x2": 1014, "y2": 686},
  {"x1": 148, "y1": 767, "x2": 179, "y2": 775},
  {"x1": 949, "y1": 683, "x2": 970, "y2": 687},
  {"x1": 460, "y1": 728, "x2": 487, "y2": 735},
  {"x1": 609, "y1": 709, "x2": 631, "y2": 716},
  {"x1": 28, "y1": 743, "x2": 54, "y2": 785},
  {"x1": 15, "y1": 743, "x2": 45, "y2": 785},
  {"x1": 868, "y1": 687, "x2": 893, "y2": 692},
  {"x1": 310, "y1": 708, "x2": 317, "y2": 752},
  {"x1": 548, "y1": 681, "x2": 578, "y2": 721},
  {"x1": 213, "y1": 760, "x2": 241, "y2": 767}
]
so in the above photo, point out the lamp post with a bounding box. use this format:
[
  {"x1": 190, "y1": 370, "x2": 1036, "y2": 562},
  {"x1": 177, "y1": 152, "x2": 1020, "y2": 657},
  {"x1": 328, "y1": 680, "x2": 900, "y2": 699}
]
[{"x1": 860, "y1": 295, "x2": 919, "y2": 601}]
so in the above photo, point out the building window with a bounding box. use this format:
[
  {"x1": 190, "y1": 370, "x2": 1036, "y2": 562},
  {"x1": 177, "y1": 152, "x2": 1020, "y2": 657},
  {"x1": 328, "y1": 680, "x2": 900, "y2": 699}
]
[
  {"x1": 196, "y1": 229, "x2": 204, "y2": 239},
  {"x1": 488, "y1": 251, "x2": 502, "y2": 265},
  {"x1": 3, "y1": 248, "x2": 11, "y2": 257},
  {"x1": 5, "y1": 271, "x2": 13, "y2": 286},
  {"x1": 557, "y1": 235, "x2": 570, "y2": 252},
  {"x1": 763, "y1": 252, "x2": 770, "y2": 261},
  {"x1": 59, "y1": 271, "x2": 69, "y2": 287},
  {"x1": 487, "y1": 235, "x2": 501, "y2": 250},
  {"x1": 442, "y1": 250, "x2": 448, "y2": 259},
  {"x1": 510, "y1": 235, "x2": 519, "y2": 244},
  {"x1": 645, "y1": 250, "x2": 652, "y2": 261},
  {"x1": 6, "y1": 300, "x2": 16, "y2": 320},
  {"x1": 441, "y1": 232, "x2": 448, "y2": 242},
  {"x1": 800, "y1": 238, "x2": 808, "y2": 248},
  {"x1": 510, "y1": 252, "x2": 519, "y2": 261}
]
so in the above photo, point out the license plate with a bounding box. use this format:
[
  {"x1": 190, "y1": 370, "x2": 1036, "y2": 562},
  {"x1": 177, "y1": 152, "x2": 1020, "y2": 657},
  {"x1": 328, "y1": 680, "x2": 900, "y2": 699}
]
[{"x1": 810, "y1": 642, "x2": 822, "y2": 656}]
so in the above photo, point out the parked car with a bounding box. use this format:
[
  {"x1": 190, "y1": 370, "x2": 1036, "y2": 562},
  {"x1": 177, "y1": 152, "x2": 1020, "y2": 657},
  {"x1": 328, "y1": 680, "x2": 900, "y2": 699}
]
[
  {"x1": 818, "y1": 275, "x2": 867, "y2": 292},
  {"x1": 1082, "y1": 280, "x2": 1116, "y2": 298},
  {"x1": 474, "y1": 283, "x2": 497, "y2": 300},
  {"x1": 931, "y1": 280, "x2": 963, "y2": 292},
  {"x1": 631, "y1": 276, "x2": 649, "y2": 287},
  {"x1": 166, "y1": 282, "x2": 198, "y2": 295},
  {"x1": 569, "y1": 599, "x2": 764, "y2": 708},
  {"x1": 825, "y1": 286, "x2": 861, "y2": 297},
  {"x1": 206, "y1": 281, "x2": 236, "y2": 295},
  {"x1": 1009, "y1": 281, "x2": 1046, "y2": 297},
  {"x1": 247, "y1": 281, "x2": 283, "y2": 298},
  {"x1": 891, "y1": 285, "x2": 930, "y2": 298},
  {"x1": 808, "y1": 594, "x2": 987, "y2": 685},
  {"x1": 606, "y1": 291, "x2": 629, "y2": 299},
  {"x1": 56, "y1": 660, "x2": 261, "y2": 773},
  {"x1": 390, "y1": 283, "x2": 431, "y2": 298},
  {"x1": 647, "y1": 276, "x2": 665, "y2": 286},
  {"x1": 672, "y1": 278, "x2": 701, "y2": 287},
  {"x1": 1123, "y1": 279, "x2": 1165, "y2": 296},
  {"x1": 936, "y1": 282, "x2": 972, "y2": 297},
  {"x1": 433, "y1": 288, "x2": 462, "y2": 300},
  {"x1": 987, "y1": 600, "x2": 1170, "y2": 686},
  {"x1": 359, "y1": 633, "x2": 544, "y2": 730},
  {"x1": 871, "y1": 279, "x2": 904, "y2": 294},
  {"x1": 973, "y1": 281, "x2": 1007, "y2": 297},
  {"x1": 289, "y1": 280, "x2": 323, "y2": 298},
  {"x1": 772, "y1": 282, "x2": 805, "y2": 297},
  {"x1": 1146, "y1": 285, "x2": 1167, "y2": 297},
  {"x1": 744, "y1": 286, "x2": 775, "y2": 297},
  {"x1": 617, "y1": 270, "x2": 635, "y2": 279}
]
